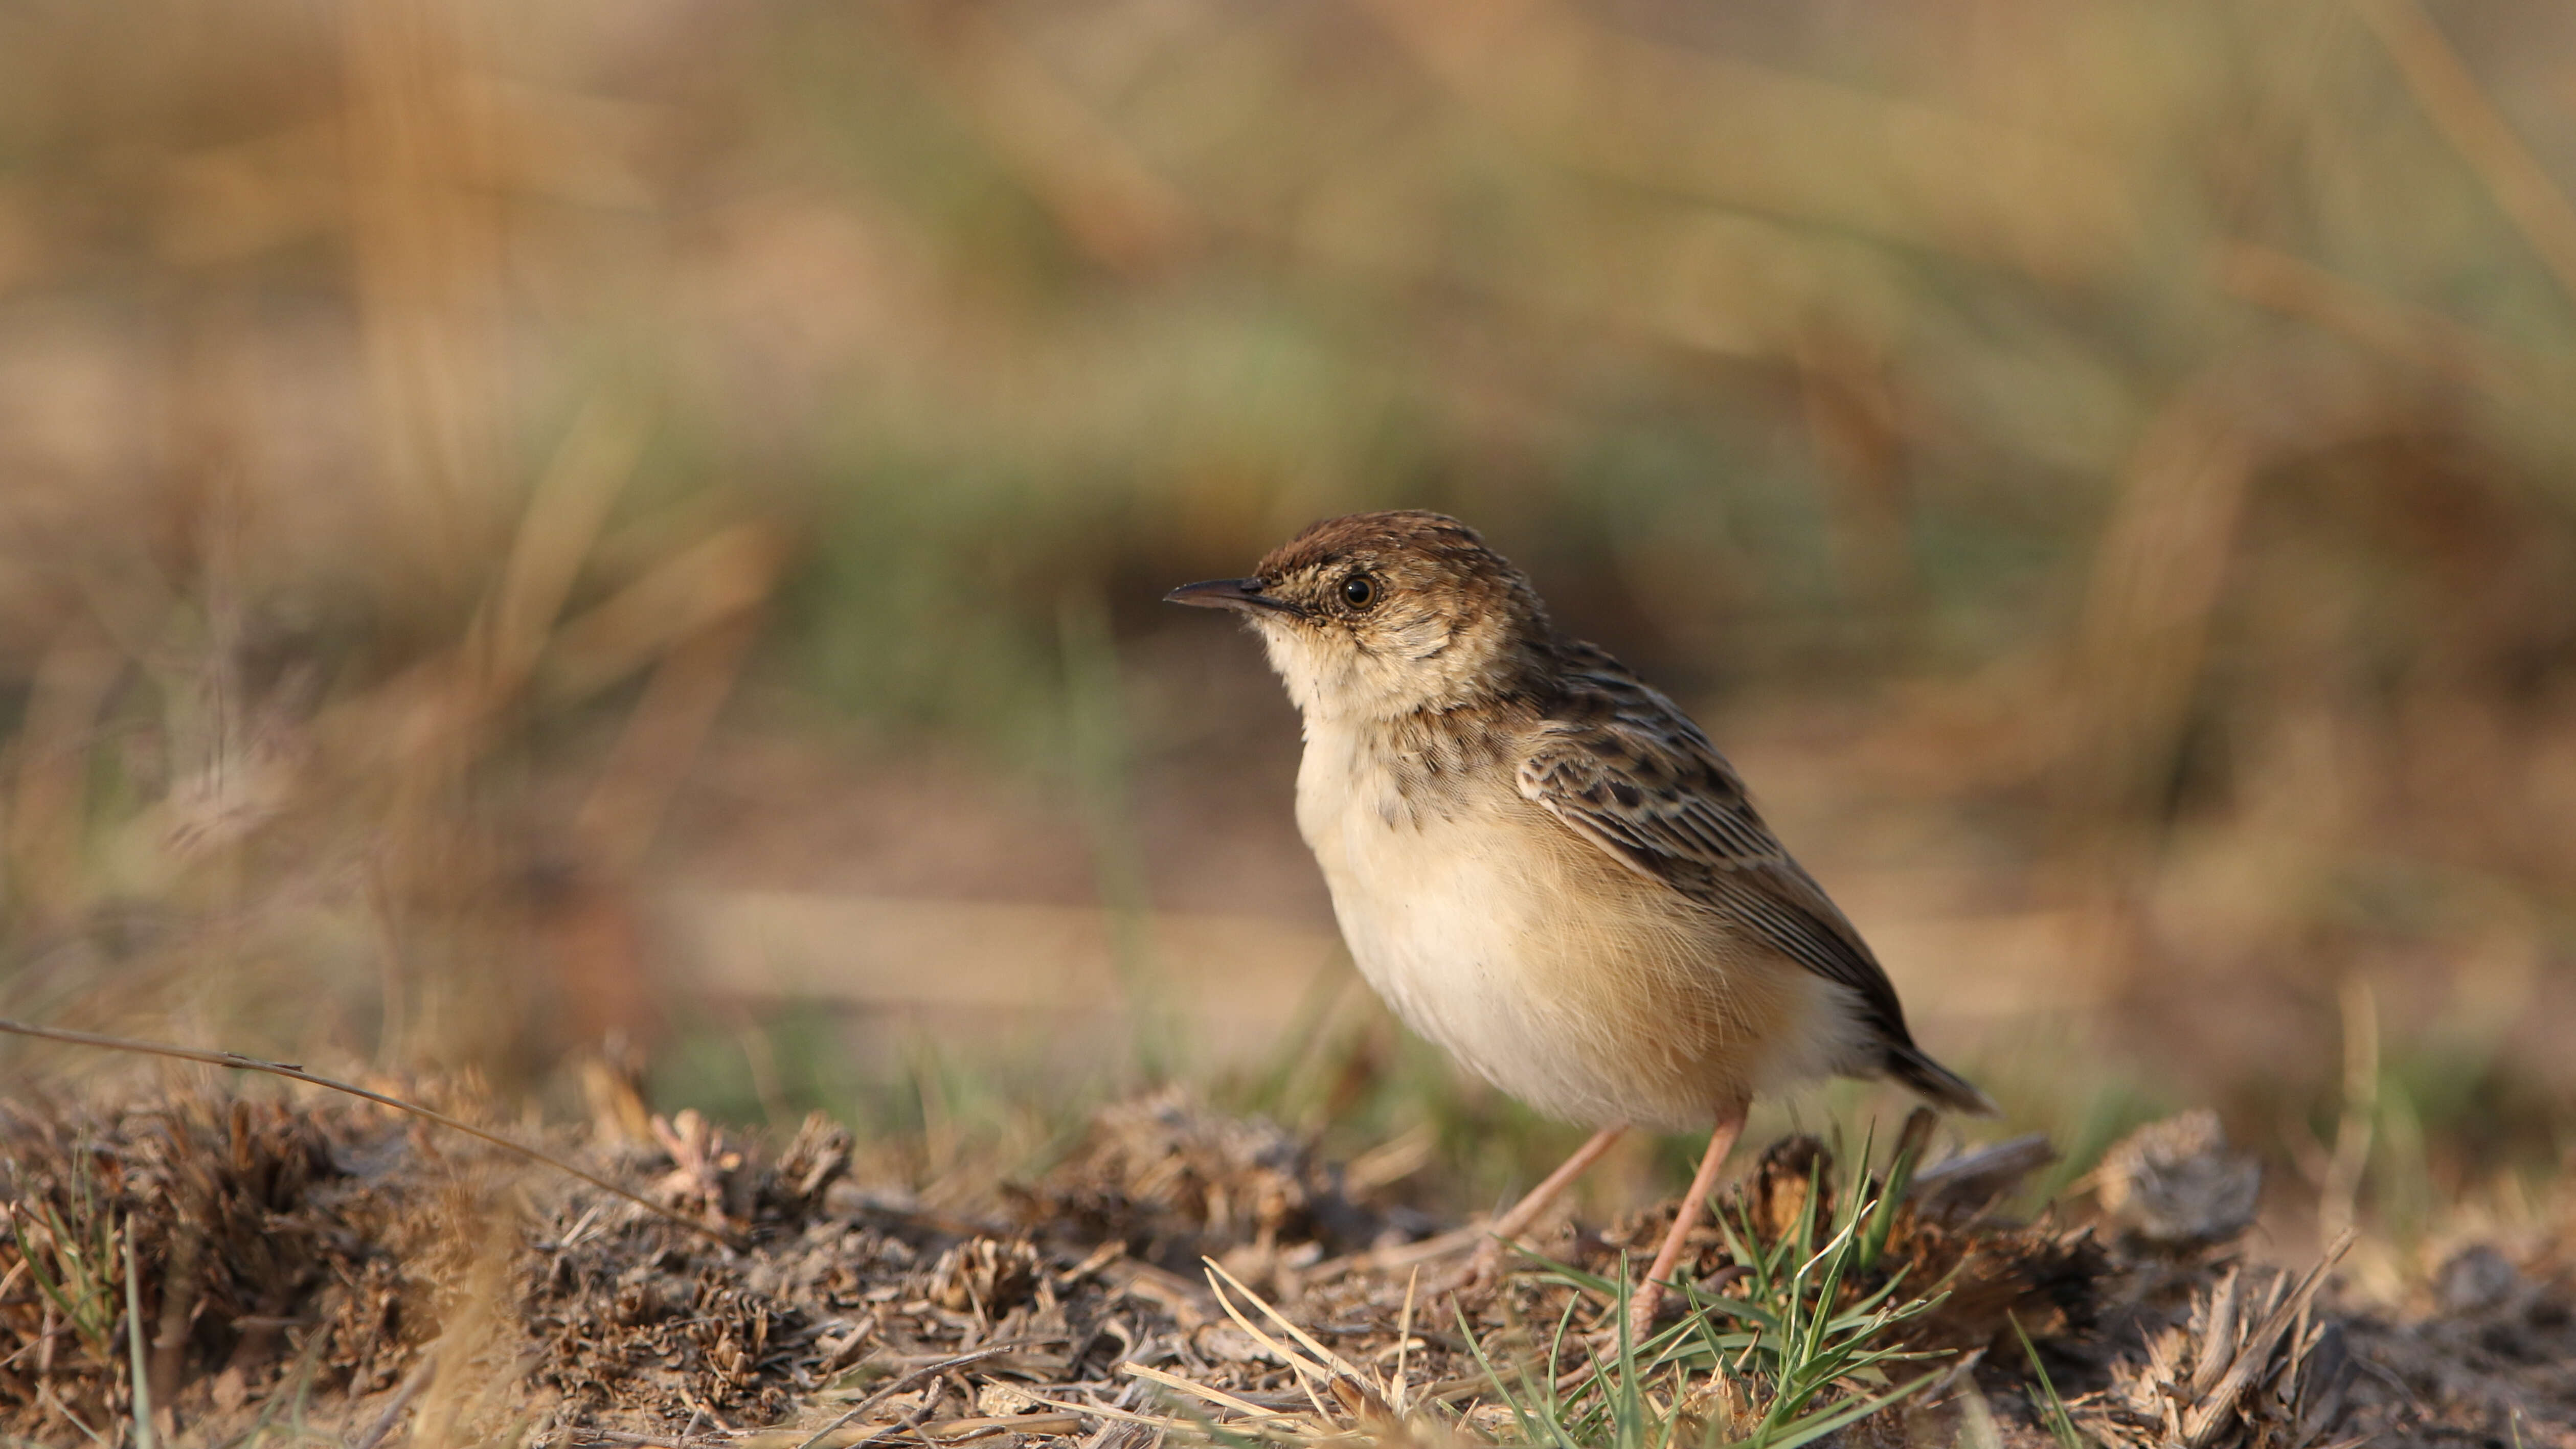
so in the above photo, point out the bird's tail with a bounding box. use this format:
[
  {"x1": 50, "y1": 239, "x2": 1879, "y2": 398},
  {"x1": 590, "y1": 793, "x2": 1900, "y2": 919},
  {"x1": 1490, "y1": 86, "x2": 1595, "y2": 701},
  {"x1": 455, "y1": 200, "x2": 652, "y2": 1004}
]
[{"x1": 1887, "y1": 1044, "x2": 2000, "y2": 1117}]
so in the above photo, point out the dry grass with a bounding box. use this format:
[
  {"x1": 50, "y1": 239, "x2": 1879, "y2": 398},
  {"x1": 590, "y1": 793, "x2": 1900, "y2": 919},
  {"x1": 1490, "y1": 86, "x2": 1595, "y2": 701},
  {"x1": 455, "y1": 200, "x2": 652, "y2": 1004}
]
[{"x1": 2, "y1": 1082, "x2": 2569, "y2": 1448}]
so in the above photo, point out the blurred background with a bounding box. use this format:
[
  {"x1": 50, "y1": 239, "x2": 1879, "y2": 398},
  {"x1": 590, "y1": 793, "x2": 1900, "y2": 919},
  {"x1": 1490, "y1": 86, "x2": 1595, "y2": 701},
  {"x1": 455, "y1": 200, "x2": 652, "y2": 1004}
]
[{"x1": 3, "y1": 0, "x2": 2573, "y2": 1265}]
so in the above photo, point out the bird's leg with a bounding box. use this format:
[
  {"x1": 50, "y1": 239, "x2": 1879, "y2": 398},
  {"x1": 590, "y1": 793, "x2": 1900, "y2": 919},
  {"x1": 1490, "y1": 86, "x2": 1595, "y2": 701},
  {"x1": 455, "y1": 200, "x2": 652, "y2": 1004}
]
[
  {"x1": 1627, "y1": 1108, "x2": 1747, "y2": 1343},
  {"x1": 1456, "y1": 1126, "x2": 1626, "y2": 1291}
]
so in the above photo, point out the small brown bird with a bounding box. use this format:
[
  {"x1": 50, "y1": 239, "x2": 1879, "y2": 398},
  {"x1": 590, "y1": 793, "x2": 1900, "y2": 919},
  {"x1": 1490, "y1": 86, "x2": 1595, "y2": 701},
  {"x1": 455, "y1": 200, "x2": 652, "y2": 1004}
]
[{"x1": 1169, "y1": 510, "x2": 1993, "y2": 1338}]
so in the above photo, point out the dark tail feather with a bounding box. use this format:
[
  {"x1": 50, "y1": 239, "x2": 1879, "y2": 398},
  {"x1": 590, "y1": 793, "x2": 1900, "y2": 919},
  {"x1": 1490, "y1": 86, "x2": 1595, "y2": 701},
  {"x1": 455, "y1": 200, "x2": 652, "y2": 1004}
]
[{"x1": 1887, "y1": 1044, "x2": 1999, "y2": 1117}]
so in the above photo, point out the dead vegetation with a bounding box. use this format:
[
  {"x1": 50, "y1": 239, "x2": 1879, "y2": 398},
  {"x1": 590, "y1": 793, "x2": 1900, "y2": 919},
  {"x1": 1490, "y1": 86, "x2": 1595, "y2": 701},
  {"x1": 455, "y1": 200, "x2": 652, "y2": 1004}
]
[{"x1": 3, "y1": 1085, "x2": 2567, "y2": 1448}]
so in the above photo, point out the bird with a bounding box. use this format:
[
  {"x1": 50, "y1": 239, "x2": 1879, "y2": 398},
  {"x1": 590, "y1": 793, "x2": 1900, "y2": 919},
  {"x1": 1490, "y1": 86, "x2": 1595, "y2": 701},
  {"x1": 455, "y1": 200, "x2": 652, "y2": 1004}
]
[{"x1": 1166, "y1": 509, "x2": 1994, "y2": 1340}]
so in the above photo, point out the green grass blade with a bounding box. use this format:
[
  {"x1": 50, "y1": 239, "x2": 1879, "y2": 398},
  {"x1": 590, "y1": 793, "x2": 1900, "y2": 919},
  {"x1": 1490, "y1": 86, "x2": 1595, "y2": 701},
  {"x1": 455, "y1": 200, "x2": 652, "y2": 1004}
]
[
  {"x1": 1727, "y1": 1368, "x2": 1947, "y2": 1449},
  {"x1": 2010, "y1": 1312, "x2": 2083, "y2": 1449},
  {"x1": 7, "y1": 1209, "x2": 83, "y2": 1331},
  {"x1": 123, "y1": 1221, "x2": 155, "y2": 1449},
  {"x1": 1859, "y1": 1126, "x2": 1924, "y2": 1274}
]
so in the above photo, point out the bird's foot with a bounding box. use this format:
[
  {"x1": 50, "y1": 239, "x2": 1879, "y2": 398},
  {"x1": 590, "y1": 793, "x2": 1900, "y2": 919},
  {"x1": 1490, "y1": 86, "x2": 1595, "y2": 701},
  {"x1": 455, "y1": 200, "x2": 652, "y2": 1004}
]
[
  {"x1": 1421, "y1": 1236, "x2": 1507, "y2": 1309},
  {"x1": 1617, "y1": 1264, "x2": 1746, "y2": 1348},
  {"x1": 1624, "y1": 1282, "x2": 1667, "y2": 1347}
]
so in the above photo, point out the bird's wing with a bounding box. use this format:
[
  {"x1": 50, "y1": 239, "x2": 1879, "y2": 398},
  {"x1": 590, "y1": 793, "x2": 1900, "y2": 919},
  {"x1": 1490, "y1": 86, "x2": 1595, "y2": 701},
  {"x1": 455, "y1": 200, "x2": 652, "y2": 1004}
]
[{"x1": 1515, "y1": 644, "x2": 1911, "y2": 1045}]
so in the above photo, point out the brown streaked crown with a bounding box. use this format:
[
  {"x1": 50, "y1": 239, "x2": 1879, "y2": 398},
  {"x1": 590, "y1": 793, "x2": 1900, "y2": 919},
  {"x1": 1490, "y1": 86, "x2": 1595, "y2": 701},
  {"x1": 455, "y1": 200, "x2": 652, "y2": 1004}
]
[
  {"x1": 1188, "y1": 510, "x2": 1556, "y2": 721},
  {"x1": 1255, "y1": 511, "x2": 1506, "y2": 587},
  {"x1": 1255, "y1": 511, "x2": 1549, "y2": 639}
]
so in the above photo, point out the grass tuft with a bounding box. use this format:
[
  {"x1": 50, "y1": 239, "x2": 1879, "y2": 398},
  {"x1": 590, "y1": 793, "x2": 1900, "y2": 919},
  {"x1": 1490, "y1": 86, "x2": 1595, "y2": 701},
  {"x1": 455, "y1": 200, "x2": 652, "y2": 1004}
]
[
  {"x1": 1466, "y1": 1129, "x2": 1956, "y2": 1449},
  {"x1": 8, "y1": 1179, "x2": 122, "y2": 1366}
]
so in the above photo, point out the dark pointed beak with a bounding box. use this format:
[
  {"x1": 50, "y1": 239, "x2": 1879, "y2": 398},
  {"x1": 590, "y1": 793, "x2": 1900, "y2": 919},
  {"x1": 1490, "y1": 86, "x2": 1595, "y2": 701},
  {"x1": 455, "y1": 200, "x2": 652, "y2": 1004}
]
[{"x1": 1163, "y1": 578, "x2": 1299, "y2": 616}]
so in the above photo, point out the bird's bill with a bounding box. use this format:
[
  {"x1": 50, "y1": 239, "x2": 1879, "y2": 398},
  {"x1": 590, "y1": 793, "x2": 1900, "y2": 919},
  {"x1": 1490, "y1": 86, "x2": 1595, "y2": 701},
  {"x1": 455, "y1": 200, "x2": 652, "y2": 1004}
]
[{"x1": 1162, "y1": 578, "x2": 1299, "y2": 616}]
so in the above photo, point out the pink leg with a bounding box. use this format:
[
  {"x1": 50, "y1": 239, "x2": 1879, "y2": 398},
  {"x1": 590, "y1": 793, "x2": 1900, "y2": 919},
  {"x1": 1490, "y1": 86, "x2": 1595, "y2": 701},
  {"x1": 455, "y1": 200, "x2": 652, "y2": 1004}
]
[
  {"x1": 1463, "y1": 1126, "x2": 1626, "y2": 1288},
  {"x1": 1628, "y1": 1108, "x2": 1748, "y2": 1342}
]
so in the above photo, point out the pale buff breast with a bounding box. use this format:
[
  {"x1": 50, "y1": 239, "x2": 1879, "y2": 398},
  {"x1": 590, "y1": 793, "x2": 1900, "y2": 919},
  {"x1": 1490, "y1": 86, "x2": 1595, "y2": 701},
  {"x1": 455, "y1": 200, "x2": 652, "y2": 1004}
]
[{"x1": 1295, "y1": 723, "x2": 1869, "y2": 1131}]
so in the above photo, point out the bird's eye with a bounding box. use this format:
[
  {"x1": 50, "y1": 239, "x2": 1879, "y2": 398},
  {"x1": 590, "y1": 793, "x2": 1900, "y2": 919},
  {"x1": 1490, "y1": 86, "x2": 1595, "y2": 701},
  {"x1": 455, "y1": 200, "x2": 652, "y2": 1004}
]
[{"x1": 1340, "y1": 572, "x2": 1380, "y2": 608}]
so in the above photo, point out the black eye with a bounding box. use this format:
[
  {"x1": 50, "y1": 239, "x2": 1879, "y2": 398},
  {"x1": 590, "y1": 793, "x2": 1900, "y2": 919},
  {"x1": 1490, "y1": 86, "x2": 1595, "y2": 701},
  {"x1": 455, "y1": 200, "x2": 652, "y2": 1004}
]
[{"x1": 1340, "y1": 572, "x2": 1379, "y2": 608}]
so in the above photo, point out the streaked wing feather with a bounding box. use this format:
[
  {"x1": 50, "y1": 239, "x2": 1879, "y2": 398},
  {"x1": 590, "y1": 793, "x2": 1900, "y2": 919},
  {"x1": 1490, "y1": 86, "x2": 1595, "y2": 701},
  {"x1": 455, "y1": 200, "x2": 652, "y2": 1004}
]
[{"x1": 1517, "y1": 648, "x2": 1910, "y2": 1041}]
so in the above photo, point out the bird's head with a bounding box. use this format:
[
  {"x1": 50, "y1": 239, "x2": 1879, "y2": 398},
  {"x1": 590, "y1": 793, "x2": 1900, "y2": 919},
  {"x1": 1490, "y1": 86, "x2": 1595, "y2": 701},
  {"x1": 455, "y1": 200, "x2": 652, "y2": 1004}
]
[{"x1": 1165, "y1": 510, "x2": 1551, "y2": 722}]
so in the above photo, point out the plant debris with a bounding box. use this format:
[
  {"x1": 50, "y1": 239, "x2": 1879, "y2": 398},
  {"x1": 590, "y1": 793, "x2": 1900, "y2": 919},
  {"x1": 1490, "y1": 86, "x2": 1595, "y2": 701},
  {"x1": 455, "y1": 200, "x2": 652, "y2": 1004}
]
[{"x1": 2, "y1": 1089, "x2": 2570, "y2": 1447}]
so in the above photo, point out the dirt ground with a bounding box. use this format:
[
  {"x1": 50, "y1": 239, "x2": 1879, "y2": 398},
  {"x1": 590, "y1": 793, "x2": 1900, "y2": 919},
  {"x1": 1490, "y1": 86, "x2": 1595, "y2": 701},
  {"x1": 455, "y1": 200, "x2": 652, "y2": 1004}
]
[{"x1": 3, "y1": 1085, "x2": 2569, "y2": 1448}]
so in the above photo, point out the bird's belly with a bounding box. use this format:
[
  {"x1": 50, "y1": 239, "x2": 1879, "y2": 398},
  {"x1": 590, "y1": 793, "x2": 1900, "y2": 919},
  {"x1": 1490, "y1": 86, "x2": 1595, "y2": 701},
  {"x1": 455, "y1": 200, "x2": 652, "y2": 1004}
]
[
  {"x1": 1327, "y1": 825, "x2": 1570, "y2": 1098},
  {"x1": 1304, "y1": 790, "x2": 1844, "y2": 1130}
]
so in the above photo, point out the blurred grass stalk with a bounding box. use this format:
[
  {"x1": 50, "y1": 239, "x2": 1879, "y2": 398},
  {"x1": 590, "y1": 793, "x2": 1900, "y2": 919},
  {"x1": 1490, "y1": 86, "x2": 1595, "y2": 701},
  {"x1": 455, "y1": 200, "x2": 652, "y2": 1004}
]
[
  {"x1": 1057, "y1": 593, "x2": 1177, "y2": 1082},
  {"x1": 343, "y1": 0, "x2": 510, "y2": 614}
]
